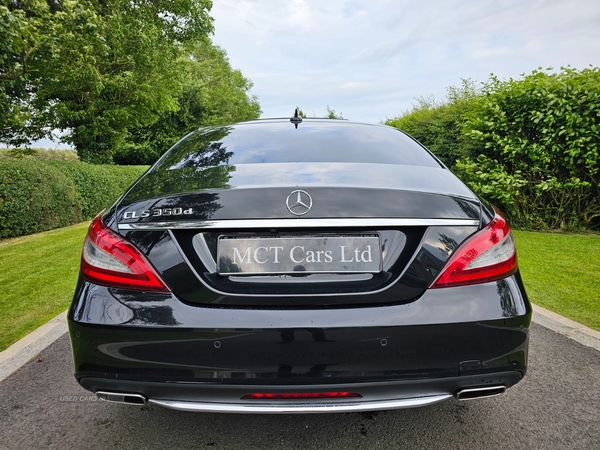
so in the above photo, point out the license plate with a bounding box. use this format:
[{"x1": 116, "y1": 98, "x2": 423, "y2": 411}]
[{"x1": 217, "y1": 235, "x2": 381, "y2": 275}]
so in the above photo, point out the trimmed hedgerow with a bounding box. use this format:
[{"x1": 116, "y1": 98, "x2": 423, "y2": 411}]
[
  {"x1": 0, "y1": 159, "x2": 79, "y2": 238},
  {"x1": 386, "y1": 67, "x2": 600, "y2": 230},
  {"x1": 0, "y1": 159, "x2": 147, "y2": 239},
  {"x1": 456, "y1": 67, "x2": 600, "y2": 230},
  {"x1": 46, "y1": 161, "x2": 148, "y2": 220}
]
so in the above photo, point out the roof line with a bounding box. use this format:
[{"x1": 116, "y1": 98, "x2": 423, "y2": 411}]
[{"x1": 242, "y1": 117, "x2": 349, "y2": 121}]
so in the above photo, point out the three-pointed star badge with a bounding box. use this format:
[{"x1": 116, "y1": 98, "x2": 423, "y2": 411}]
[{"x1": 286, "y1": 190, "x2": 313, "y2": 215}]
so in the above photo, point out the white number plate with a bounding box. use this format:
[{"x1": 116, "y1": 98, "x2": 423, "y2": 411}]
[{"x1": 217, "y1": 235, "x2": 381, "y2": 275}]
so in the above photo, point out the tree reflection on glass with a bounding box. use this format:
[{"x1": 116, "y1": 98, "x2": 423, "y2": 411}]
[
  {"x1": 125, "y1": 127, "x2": 236, "y2": 202},
  {"x1": 157, "y1": 126, "x2": 234, "y2": 170}
]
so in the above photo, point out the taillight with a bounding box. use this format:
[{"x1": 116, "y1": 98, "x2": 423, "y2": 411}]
[
  {"x1": 80, "y1": 214, "x2": 169, "y2": 292},
  {"x1": 430, "y1": 209, "x2": 517, "y2": 289},
  {"x1": 241, "y1": 392, "x2": 362, "y2": 400}
]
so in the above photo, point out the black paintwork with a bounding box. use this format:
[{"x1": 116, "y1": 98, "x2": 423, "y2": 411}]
[
  {"x1": 69, "y1": 119, "x2": 532, "y2": 406},
  {"x1": 117, "y1": 187, "x2": 481, "y2": 224},
  {"x1": 69, "y1": 274, "x2": 529, "y2": 383},
  {"x1": 71, "y1": 271, "x2": 529, "y2": 328}
]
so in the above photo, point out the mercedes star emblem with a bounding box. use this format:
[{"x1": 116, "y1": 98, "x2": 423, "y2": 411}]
[{"x1": 286, "y1": 190, "x2": 313, "y2": 216}]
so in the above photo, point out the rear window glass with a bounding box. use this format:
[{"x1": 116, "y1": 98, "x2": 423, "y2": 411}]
[{"x1": 155, "y1": 121, "x2": 441, "y2": 171}]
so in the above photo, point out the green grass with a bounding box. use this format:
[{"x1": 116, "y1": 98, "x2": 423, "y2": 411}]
[
  {"x1": 0, "y1": 225, "x2": 598, "y2": 352},
  {"x1": 0, "y1": 222, "x2": 90, "y2": 351},
  {"x1": 513, "y1": 230, "x2": 600, "y2": 331}
]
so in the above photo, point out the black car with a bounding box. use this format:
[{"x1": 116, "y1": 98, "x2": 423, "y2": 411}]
[{"x1": 68, "y1": 117, "x2": 531, "y2": 413}]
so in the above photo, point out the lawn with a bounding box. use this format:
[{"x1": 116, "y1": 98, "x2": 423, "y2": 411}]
[
  {"x1": 513, "y1": 230, "x2": 600, "y2": 331},
  {"x1": 0, "y1": 224, "x2": 598, "y2": 352},
  {"x1": 0, "y1": 222, "x2": 90, "y2": 351}
]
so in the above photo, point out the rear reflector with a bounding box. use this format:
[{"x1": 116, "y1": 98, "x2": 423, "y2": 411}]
[
  {"x1": 81, "y1": 214, "x2": 169, "y2": 292},
  {"x1": 430, "y1": 209, "x2": 517, "y2": 288},
  {"x1": 241, "y1": 392, "x2": 362, "y2": 400}
]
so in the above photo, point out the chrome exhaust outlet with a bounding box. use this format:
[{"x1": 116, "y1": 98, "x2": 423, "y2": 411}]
[
  {"x1": 96, "y1": 391, "x2": 147, "y2": 405},
  {"x1": 455, "y1": 385, "x2": 506, "y2": 401}
]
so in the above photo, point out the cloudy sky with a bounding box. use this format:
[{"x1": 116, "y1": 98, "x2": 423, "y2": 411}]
[
  {"x1": 210, "y1": 0, "x2": 600, "y2": 123},
  {"x1": 34, "y1": 0, "x2": 600, "y2": 148}
]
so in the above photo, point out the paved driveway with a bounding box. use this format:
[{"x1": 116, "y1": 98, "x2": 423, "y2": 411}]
[{"x1": 0, "y1": 323, "x2": 599, "y2": 450}]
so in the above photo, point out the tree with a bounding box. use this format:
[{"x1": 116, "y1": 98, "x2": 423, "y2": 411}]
[
  {"x1": 0, "y1": 0, "x2": 214, "y2": 163},
  {"x1": 325, "y1": 105, "x2": 343, "y2": 119},
  {"x1": 293, "y1": 106, "x2": 344, "y2": 119},
  {"x1": 114, "y1": 39, "x2": 261, "y2": 165},
  {"x1": 295, "y1": 106, "x2": 307, "y2": 118},
  {"x1": 0, "y1": 0, "x2": 58, "y2": 145}
]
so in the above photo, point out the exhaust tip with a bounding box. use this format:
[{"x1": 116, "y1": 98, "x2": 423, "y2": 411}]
[
  {"x1": 96, "y1": 391, "x2": 147, "y2": 405},
  {"x1": 455, "y1": 385, "x2": 506, "y2": 401}
]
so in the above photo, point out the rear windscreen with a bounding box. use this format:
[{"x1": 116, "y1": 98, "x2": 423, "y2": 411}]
[{"x1": 155, "y1": 121, "x2": 441, "y2": 171}]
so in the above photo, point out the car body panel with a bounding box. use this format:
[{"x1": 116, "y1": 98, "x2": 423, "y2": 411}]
[{"x1": 70, "y1": 273, "x2": 529, "y2": 387}]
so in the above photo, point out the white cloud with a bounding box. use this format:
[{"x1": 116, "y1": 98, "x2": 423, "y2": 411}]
[{"x1": 210, "y1": 0, "x2": 600, "y2": 123}]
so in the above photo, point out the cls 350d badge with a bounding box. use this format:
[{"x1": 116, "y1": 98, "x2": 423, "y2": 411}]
[{"x1": 123, "y1": 208, "x2": 193, "y2": 219}]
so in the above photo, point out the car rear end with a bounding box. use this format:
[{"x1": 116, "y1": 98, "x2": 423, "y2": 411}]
[{"x1": 68, "y1": 120, "x2": 531, "y2": 413}]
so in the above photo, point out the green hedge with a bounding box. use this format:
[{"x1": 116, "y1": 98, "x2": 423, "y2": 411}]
[
  {"x1": 386, "y1": 67, "x2": 600, "y2": 230},
  {"x1": 0, "y1": 159, "x2": 79, "y2": 238},
  {"x1": 457, "y1": 68, "x2": 600, "y2": 230},
  {"x1": 0, "y1": 159, "x2": 147, "y2": 239},
  {"x1": 46, "y1": 161, "x2": 148, "y2": 220}
]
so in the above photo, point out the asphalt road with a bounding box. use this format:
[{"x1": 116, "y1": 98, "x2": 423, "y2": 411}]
[{"x1": 0, "y1": 323, "x2": 599, "y2": 450}]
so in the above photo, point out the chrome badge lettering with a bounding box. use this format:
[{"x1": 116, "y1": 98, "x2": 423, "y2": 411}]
[{"x1": 123, "y1": 207, "x2": 193, "y2": 220}]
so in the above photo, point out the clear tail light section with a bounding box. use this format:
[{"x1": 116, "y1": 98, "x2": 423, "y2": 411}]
[
  {"x1": 81, "y1": 214, "x2": 169, "y2": 292},
  {"x1": 430, "y1": 209, "x2": 517, "y2": 289}
]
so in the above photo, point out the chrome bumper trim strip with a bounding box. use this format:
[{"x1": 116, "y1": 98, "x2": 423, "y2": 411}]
[
  {"x1": 118, "y1": 218, "x2": 479, "y2": 231},
  {"x1": 148, "y1": 394, "x2": 452, "y2": 414}
]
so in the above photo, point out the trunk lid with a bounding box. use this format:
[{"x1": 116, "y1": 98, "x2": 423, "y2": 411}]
[
  {"x1": 116, "y1": 162, "x2": 480, "y2": 224},
  {"x1": 114, "y1": 163, "x2": 480, "y2": 307}
]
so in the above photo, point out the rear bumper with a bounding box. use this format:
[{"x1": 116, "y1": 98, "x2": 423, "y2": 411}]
[
  {"x1": 82, "y1": 372, "x2": 521, "y2": 413},
  {"x1": 68, "y1": 273, "x2": 531, "y2": 412}
]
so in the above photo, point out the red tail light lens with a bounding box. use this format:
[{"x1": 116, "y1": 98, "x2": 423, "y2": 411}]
[
  {"x1": 430, "y1": 209, "x2": 517, "y2": 289},
  {"x1": 80, "y1": 214, "x2": 169, "y2": 292},
  {"x1": 241, "y1": 392, "x2": 362, "y2": 400}
]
